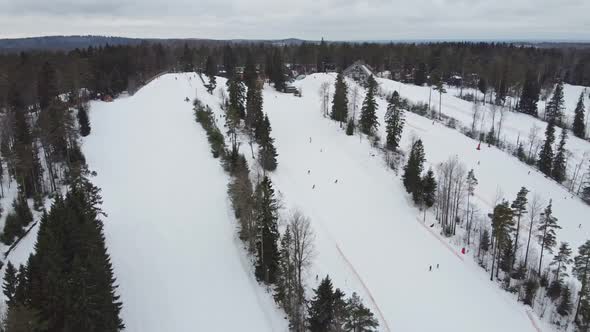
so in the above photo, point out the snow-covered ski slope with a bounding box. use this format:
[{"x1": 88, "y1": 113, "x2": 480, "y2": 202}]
[
  {"x1": 372, "y1": 75, "x2": 590, "y2": 257},
  {"x1": 378, "y1": 77, "x2": 590, "y2": 189},
  {"x1": 188, "y1": 74, "x2": 542, "y2": 331},
  {"x1": 82, "y1": 74, "x2": 287, "y2": 332}
]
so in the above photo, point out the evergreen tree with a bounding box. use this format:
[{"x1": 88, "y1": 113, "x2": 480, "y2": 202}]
[
  {"x1": 546, "y1": 80, "x2": 565, "y2": 126},
  {"x1": 359, "y1": 75, "x2": 379, "y2": 135},
  {"x1": 37, "y1": 61, "x2": 58, "y2": 110},
  {"x1": 574, "y1": 240, "x2": 590, "y2": 325},
  {"x1": 403, "y1": 139, "x2": 425, "y2": 195},
  {"x1": 490, "y1": 200, "x2": 515, "y2": 280},
  {"x1": 205, "y1": 56, "x2": 217, "y2": 94},
  {"x1": 522, "y1": 277, "x2": 539, "y2": 306},
  {"x1": 573, "y1": 92, "x2": 586, "y2": 138},
  {"x1": 23, "y1": 177, "x2": 124, "y2": 331},
  {"x1": 275, "y1": 226, "x2": 296, "y2": 320},
  {"x1": 537, "y1": 200, "x2": 561, "y2": 276},
  {"x1": 330, "y1": 73, "x2": 349, "y2": 126},
  {"x1": 517, "y1": 71, "x2": 540, "y2": 117},
  {"x1": 479, "y1": 229, "x2": 491, "y2": 259},
  {"x1": 77, "y1": 104, "x2": 91, "y2": 137},
  {"x1": 548, "y1": 242, "x2": 573, "y2": 300},
  {"x1": 510, "y1": 187, "x2": 529, "y2": 270},
  {"x1": 344, "y1": 292, "x2": 379, "y2": 332},
  {"x1": 246, "y1": 80, "x2": 264, "y2": 136},
  {"x1": 222, "y1": 45, "x2": 236, "y2": 78},
  {"x1": 538, "y1": 120, "x2": 556, "y2": 176},
  {"x1": 500, "y1": 238, "x2": 514, "y2": 274},
  {"x1": 551, "y1": 128, "x2": 568, "y2": 183},
  {"x1": 557, "y1": 285, "x2": 572, "y2": 316},
  {"x1": 227, "y1": 76, "x2": 246, "y2": 119},
  {"x1": 243, "y1": 51, "x2": 258, "y2": 90},
  {"x1": 332, "y1": 288, "x2": 348, "y2": 331},
  {"x1": 345, "y1": 118, "x2": 355, "y2": 136},
  {"x1": 257, "y1": 115, "x2": 278, "y2": 172},
  {"x1": 270, "y1": 49, "x2": 286, "y2": 92},
  {"x1": 421, "y1": 168, "x2": 437, "y2": 219},
  {"x1": 3, "y1": 261, "x2": 18, "y2": 303},
  {"x1": 181, "y1": 43, "x2": 193, "y2": 72},
  {"x1": 384, "y1": 91, "x2": 404, "y2": 151},
  {"x1": 414, "y1": 62, "x2": 427, "y2": 86},
  {"x1": 478, "y1": 77, "x2": 488, "y2": 104},
  {"x1": 308, "y1": 275, "x2": 335, "y2": 332},
  {"x1": 254, "y1": 176, "x2": 281, "y2": 284}
]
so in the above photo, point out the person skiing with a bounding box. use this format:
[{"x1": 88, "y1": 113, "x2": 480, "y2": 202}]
[
  {"x1": 334, "y1": 179, "x2": 338, "y2": 184},
  {"x1": 429, "y1": 265, "x2": 432, "y2": 271},
  {"x1": 436, "y1": 264, "x2": 439, "y2": 269}
]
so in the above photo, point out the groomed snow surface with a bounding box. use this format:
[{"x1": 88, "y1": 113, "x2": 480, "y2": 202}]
[
  {"x1": 82, "y1": 75, "x2": 287, "y2": 332},
  {"x1": 192, "y1": 74, "x2": 543, "y2": 331},
  {"x1": 82, "y1": 72, "x2": 588, "y2": 331}
]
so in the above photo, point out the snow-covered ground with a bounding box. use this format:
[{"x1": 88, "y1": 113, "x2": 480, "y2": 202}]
[
  {"x1": 372, "y1": 76, "x2": 590, "y2": 258},
  {"x1": 82, "y1": 74, "x2": 287, "y2": 332},
  {"x1": 187, "y1": 74, "x2": 544, "y2": 331}
]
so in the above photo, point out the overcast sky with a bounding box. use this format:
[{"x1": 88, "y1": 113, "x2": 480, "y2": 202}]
[{"x1": 1, "y1": 0, "x2": 589, "y2": 41}]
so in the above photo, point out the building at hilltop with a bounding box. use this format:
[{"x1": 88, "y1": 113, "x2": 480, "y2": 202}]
[{"x1": 343, "y1": 60, "x2": 375, "y2": 85}]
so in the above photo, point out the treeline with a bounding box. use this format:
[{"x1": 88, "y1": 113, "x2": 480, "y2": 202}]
[
  {"x1": 193, "y1": 72, "x2": 379, "y2": 331},
  {"x1": 4, "y1": 40, "x2": 589, "y2": 110},
  {"x1": 0, "y1": 59, "x2": 91, "y2": 246},
  {"x1": 1, "y1": 176, "x2": 123, "y2": 331}
]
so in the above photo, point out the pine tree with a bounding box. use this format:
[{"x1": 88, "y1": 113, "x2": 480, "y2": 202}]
[
  {"x1": 227, "y1": 76, "x2": 246, "y2": 119},
  {"x1": 37, "y1": 61, "x2": 58, "y2": 110},
  {"x1": 332, "y1": 288, "x2": 348, "y2": 331},
  {"x1": 246, "y1": 80, "x2": 264, "y2": 136},
  {"x1": 270, "y1": 49, "x2": 286, "y2": 92},
  {"x1": 510, "y1": 187, "x2": 528, "y2": 270},
  {"x1": 414, "y1": 62, "x2": 427, "y2": 86},
  {"x1": 574, "y1": 240, "x2": 590, "y2": 324},
  {"x1": 557, "y1": 285, "x2": 573, "y2": 316},
  {"x1": 537, "y1": 200, "x2": 561, "y2": 276},
  {"x1": 517, "y1": 71, "x2": 540, "y2": 117},
  {"x1": 522, "y1": 277, "x2": 539, "y2": 306},
  {"x1": 330, "y1": 73, "x2": 349, "y2": 126},
  {"x1": 421, "y1": 168, "x2": 437, "y2": 220},
  {"x1": 359, "y1": 75, "x2": 379, "y2": 135},
  {"x1": 308, "y1": 275, "x2": 335, "y2": 332},
  {"x1": 223, "y1": 45, "x2": 236, "y2": 78},
  {"x1": 275, "y1": 226, "x2": 296, "y2": 320},
  {"x1": 546, "y1": 80, "x2": 565, "y2": 126},
  {"x1": 478, "y1": 77, "x2": 488, "y2": 104},
  {"x1": 346, "y1": 118, "x2": 355, "y2": 136},
  {"x1": 384, "y1": 91, "x2": 404, "y2": 151},
  {"x1": 254, "y1": 176, "x2": 281, "y2": 284},
  {"x1": 257, "y1": 115, "x2": 278, "y2": 171},
  {"x1": 490, "y1": 200, "x2": 515, "y2": 280},
  {"x1": 3, "y1": 261, "x2": 18, "y2": 303},
  {"x1": 551, "y1": 128, "x2": 568, "y2": 183},
  {"x1": 243, "y1": 51, "x2": 258, "y2": 90},
  {"x1": 403, "y1": 139, "x2": 425, "y2": 195},
  {"x1": 573, "y1": 92, "x2": 586, "y2": 138},
  {"x1": 205, "y1": 56, "x2": 217, "y2": 94},
  {"x1": 77, "y1": 104, "x2": 91, "y2": 137},
  {"x1": 538, "y1": 120, "x2": 556, "y2": 176},
  {"x1": 181, "y1": 43, "x2": 193, "y2": 72},
  {"x1": 344, "y1": 292, "x2": 379, "y2": 332},
  {"x1": 479, "y1": 229, "x2": 491, "y2": 260},
  {"x1": 548, "y1": 242, "x2": 573, "y2": 300}
]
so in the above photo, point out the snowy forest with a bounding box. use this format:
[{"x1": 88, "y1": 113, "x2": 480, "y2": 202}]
[{"x1": 1, "y1": 39, "x2": 590, "y2": 331}]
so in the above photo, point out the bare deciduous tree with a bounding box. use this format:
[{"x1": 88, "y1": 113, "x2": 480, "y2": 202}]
[
  {"x1": 318, "y1": 82, "x2": 331, "y2": 117},
  {"x1": 289, "y1": 210, "x2": 315, "y2": 330},
  {"x1": 524, "y1": 193, "x2": 544, "y2": 268}
]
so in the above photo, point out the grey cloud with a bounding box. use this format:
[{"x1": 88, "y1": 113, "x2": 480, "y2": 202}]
[{"x1": 0, "y1": 0, "x2": 588, "y2": 40}]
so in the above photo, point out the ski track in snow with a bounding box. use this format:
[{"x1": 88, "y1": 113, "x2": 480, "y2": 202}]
[{"x1": 82, "y1": 73, "x2": 287, "y2": 332}]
